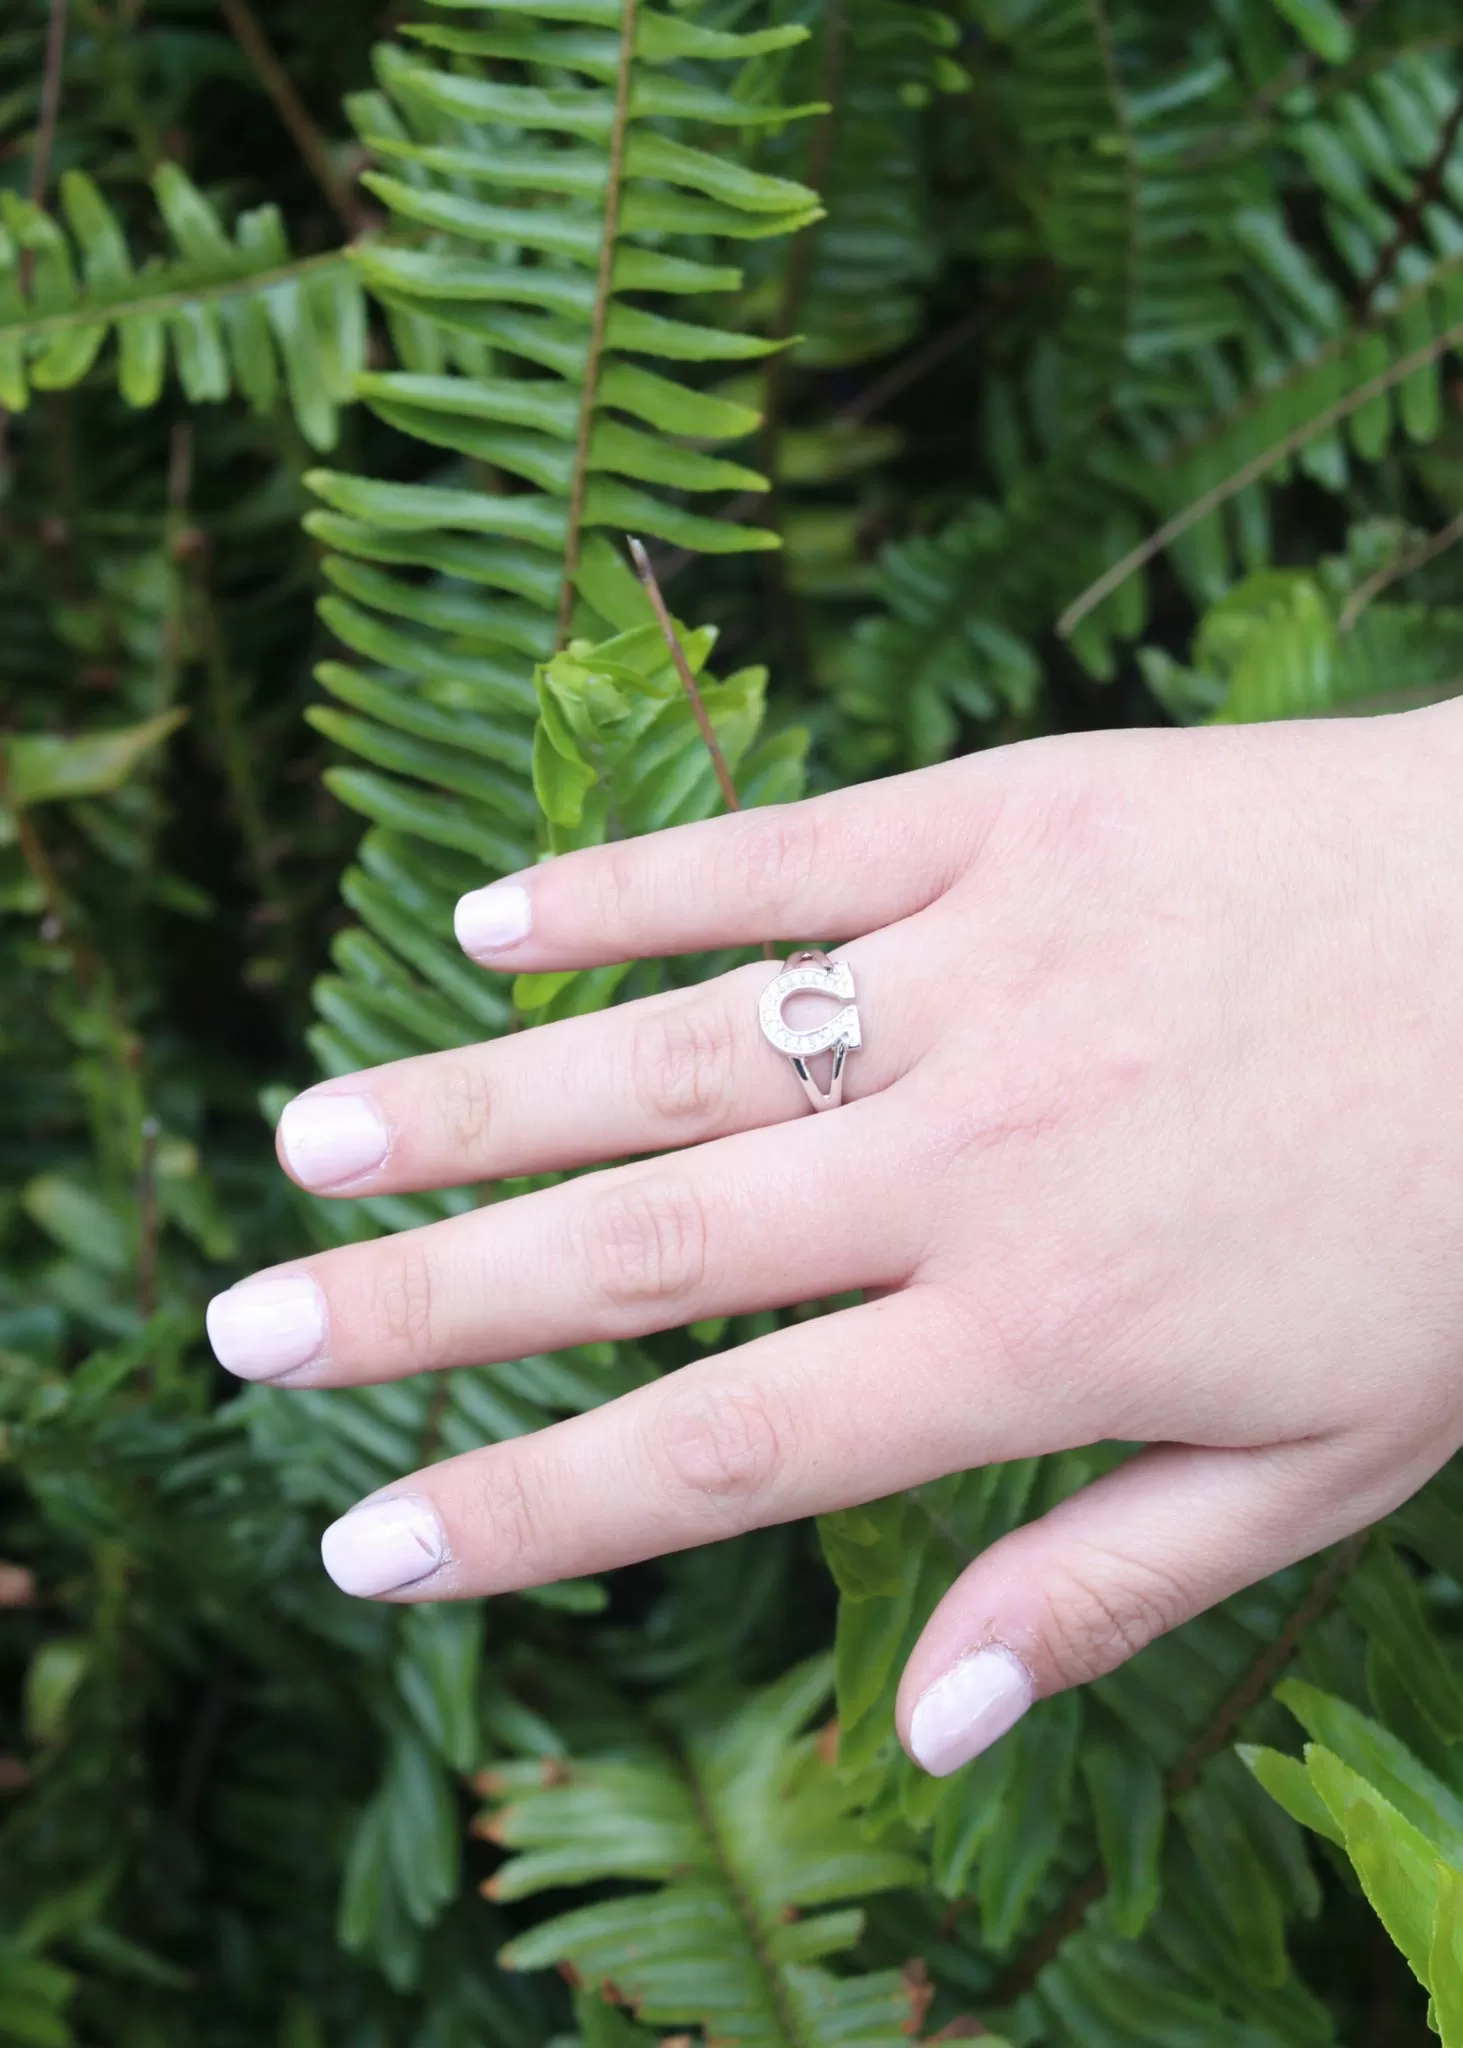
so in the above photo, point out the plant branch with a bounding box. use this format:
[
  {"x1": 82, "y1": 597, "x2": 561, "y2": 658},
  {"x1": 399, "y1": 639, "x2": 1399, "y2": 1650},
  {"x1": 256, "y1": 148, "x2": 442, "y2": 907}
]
[
  {"x1": 1059, "y1": 309, "x2": 1463, "y2": 636},
  {"x1": 136, "y1": 1114, "x2": 159, "y2": 1319},
  {"x1": 1354, "y1": 86, "x2": 1463, "y2": 320},
  {"x1": 1083, "y1": 0, "x2": 1140, "y2": 351},
  {"x1": 0, "y1": 248, "x2": 353, "y2": 348},
  {"x1": 215, "y1": 0, "x2": 364, "y2": 235},
  {"x1": 685, "y1": 1749, "x2": 814, "y2": 2048},
  {"x1": 755, "y1": 0, "x2": 846, "y2": 489},
  {"x1": 28, "y1": 0, "x2": 67, "y2": 206},
  {"x1": 556, "y1": 0, "x2": 637, "y2": 648},
  {"x1": 1339, "y1": 510, "x2": 1463, "y2": 630},
  {"x1": 22, "y1": 0, "x2": 68, "y2": 296},
  {"x1": 835, "y1": 270, "x2": 1052, "y2": 429},
  {"x1": 628, "y1": 536, "x2": 741, "y2": 818},
  {"x1": 1181, "y1": 0, "x2": 1385, "y2": 169},
  {"x1": 3, "y1": 0, "x2": 68, "y2": 475},
  {"x1": 1163, "y1": 248, "x2": 1463, "y2": 473},
  {"x1": 990, "y1": 1532, "x2": 1368, "y2": 2007}
]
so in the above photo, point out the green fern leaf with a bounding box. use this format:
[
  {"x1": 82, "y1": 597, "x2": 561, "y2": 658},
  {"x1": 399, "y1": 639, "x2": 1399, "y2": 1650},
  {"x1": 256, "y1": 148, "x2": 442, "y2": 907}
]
[
  {"x1": 488, "y1": 1659, "x2": 926, "y2": 2046},
  {"x1": 0, "y1": 167, "x2": 362, "y2": 447}
]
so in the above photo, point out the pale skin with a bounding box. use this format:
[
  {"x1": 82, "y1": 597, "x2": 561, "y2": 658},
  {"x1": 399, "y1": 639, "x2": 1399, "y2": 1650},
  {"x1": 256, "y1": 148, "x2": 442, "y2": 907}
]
[{"x1": 206, "y1": 704, "x2": 1463, "y2": 1774}]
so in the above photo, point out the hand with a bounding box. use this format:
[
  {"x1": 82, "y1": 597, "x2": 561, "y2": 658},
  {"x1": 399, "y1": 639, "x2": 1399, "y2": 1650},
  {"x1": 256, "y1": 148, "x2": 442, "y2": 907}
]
[{"x1": 206, "y1": 705, "x2": 1463, "y2": 1776}]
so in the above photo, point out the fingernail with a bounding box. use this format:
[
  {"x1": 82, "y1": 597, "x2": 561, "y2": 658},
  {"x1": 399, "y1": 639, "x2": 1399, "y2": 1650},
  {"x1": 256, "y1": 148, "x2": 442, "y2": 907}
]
[
  {"x1": 279, "y1": 1092, "x2": 390, "y2": 1190},
  {"x1": 454, "y1": 879, "x2": 531, "y2": 958},
  {"x1": 206, "y1": 1273, "x2": 328, "y2": 1383},
  {"x1": 909, "y1": 1647, "x2": 1035, "y2": 1777},
  {"x1": 321, "y1": 1495, "x2": 447, "y2": 1598}
]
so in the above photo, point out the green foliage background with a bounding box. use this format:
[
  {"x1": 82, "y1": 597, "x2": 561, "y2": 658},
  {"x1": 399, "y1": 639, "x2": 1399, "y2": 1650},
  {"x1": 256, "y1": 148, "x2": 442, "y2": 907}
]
[{"x1": 5, "y1": 0, "x2": 1463, "y2": 2042}]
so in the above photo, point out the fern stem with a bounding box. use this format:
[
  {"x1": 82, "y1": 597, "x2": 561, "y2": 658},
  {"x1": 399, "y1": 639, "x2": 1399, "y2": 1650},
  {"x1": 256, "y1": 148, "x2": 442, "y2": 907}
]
[
  {"x1": 28, "y1": 0, "x2": 67, "y2": 215},
  {"x1": 755, "y1": 0, "x2": 846, "y2": 489},
  {"x1": 216, "y1": 0, "x2": 363, "y2": 236},
  {"x1": 1161, "y1": 256, "x2": 1461, "y2": 472},
  {"x1": 1059, "y1": 309, "x2": 1463, "y2": 637},
  {"x1": 989, "y1": 1532, "x2": 1368, "y2": 2008},
  {"x1": 136, "y1": 1114, "x2": 159, "y2": 1319},
  {"x1": 1338, "y1": 508, "x2": 1463, "y2": 631},
  {"x1": 0, "y1": 248, "x2": 353, "y2": 349},
  {"x1": 555, "y1": 0, "x2": 637, "y2": 649},
  {"x1": 1354, "y1": 83, "x2": 1463, "y2": 320},
  {"x1": 1181, "y1": 0, "x2": 1385, "y2": 169},
  {"x1": 1082, "y1": 0, "x2": 1140, "y2": 363},
  {"x1": 2, "y1": 0, "x2": 67, "y2": 468},
  {"x1": 685, "y1": 1752, "x2": 814, "y2": 2048},
  {"x1": 628, "y1": 538, "x2": 741, "y2": 816}
]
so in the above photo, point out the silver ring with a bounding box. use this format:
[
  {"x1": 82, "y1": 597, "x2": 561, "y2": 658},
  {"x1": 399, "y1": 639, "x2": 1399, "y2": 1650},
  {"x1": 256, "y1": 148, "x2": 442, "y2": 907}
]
[{"x1": 757, "y1": 948, "x2": 862, "y2": 1113}]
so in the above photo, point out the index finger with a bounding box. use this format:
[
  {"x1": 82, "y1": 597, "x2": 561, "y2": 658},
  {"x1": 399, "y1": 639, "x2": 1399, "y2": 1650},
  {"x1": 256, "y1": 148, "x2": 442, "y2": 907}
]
[{"x1": 451, "y1": 759, "x2": 993, "y2": 971}]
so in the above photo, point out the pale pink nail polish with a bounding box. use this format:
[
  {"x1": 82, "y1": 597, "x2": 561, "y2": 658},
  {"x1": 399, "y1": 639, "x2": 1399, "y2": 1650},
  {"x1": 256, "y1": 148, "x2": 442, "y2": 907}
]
[
  {"x1": 321, "y1": 1496, "x2": 447, "y2": 1597},
  {"x1": 908, "y1": 1647, "x2": 1035, "y2": 1776},
  {"x1": 279, "y1": 1093, "x2": 389, "y2": 1190},
  {"x1": 206, "y1": 1274, "x2": 327, "y2": 1382},
  {"x1": 454, "y1": 880, "x2": 531, "y2": 958}
]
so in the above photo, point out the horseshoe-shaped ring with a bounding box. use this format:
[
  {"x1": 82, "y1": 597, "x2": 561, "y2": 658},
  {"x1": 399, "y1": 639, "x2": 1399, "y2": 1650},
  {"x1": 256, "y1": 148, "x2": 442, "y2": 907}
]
[{"x1": 757, "y1": 948, "x2": 862, "y2": 1113}]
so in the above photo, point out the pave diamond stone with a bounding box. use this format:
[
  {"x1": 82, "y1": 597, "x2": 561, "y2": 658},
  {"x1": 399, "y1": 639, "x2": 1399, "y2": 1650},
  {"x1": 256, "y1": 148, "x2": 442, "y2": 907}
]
[{"x1": 758, "y1": 957, "x2": 862, "y2": 1059}]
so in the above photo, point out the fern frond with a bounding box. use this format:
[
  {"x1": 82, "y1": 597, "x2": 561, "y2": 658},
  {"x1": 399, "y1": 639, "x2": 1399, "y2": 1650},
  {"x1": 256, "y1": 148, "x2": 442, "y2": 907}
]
[
  {"x1": 0, "y1": 166, "x2": 363, "y2": 449},
  {"x1": 486, "y1": 1658, "x2": 927, "y2": 2047},
  {"x1": 1061, "y1": 37, "x2": 1463, "y2": 628},
  {"x1": 1136, "y1": 533, "x2": 1463, "y2": 722},
  {"x1": 309, "y1": 0, "x2": 824, "y2": 658},
  {"x1": 1242, "y1": 1673, "x2": 1463, "y2": 2023}
]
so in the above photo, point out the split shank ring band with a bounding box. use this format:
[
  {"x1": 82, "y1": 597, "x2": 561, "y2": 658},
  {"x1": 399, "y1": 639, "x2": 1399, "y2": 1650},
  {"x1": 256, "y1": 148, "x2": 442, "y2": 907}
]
[{"x1": 757, "y1": 949, "x2": 862, "y2": 1113}]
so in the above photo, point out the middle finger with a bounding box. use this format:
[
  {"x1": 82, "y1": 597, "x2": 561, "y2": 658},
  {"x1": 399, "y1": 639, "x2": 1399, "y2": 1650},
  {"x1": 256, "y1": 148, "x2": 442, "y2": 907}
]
[{"x1": 207, "y1": 1097, "x2": 920, "y2": 1388}]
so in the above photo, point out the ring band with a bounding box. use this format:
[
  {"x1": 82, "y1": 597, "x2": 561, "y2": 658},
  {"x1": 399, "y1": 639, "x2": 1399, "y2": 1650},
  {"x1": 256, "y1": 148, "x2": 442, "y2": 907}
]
[{"x1": 758, "y1": 949, "x2": 862, "y2": 1113}]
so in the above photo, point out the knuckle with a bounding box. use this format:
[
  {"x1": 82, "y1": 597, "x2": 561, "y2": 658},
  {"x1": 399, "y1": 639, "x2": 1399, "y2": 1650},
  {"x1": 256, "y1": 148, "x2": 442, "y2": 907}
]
[
  {"x1": 631, "y1": 996, "x2": 737, "y2": 1134},
  {"x1": 731, "y1": 803, "x2": 822, "y2": 919},
  {"x1": 582, "y1": 841, "x2": 636, "y2": 937},
  {"x1": 1039, "y1": 1543, "x2": 1189, "y2": 1687},
  {"x1": 369, "y1": 1240, "x2": 437, "y2": 1358},
  {"x1": 473, "y1": 1460, "x2": 545, "y2": 1585},
  {"x1": 582, "y1": 1174, "x2": 710, "y2": 1313},
  {"x1": 437, "y1": 1057, "x2": 495, "y2": 1158},
  {"x1": 651, "y1": 1374, "x2": 785, "y2": 1517}
]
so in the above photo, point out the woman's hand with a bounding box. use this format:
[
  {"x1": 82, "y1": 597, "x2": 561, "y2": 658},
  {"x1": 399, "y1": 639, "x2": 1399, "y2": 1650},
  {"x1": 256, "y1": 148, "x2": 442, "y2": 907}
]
[{"x1": 206, "y1": 705, "x2": 1463, "y2": 1776}]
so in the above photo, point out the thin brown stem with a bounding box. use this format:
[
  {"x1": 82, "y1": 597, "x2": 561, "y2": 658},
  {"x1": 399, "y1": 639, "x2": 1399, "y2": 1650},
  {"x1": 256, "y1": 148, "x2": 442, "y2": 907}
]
[
  {"x1": 1339, "y1": 509, "x2": 1463, "y2": 631},
  {"x1": 2, "y1": 0, "x2": 69, "y2": 475},
  {"x1": 628, "y1": 537, "x2": 741, "y2": 817},
  {"x1": 1354, "y1": 86, "x2": 1463, "y2": 320},
  {"x1": 990, "y1": 1532, "x2": 1368, "y2": 2008},
  {"x1": 555, "y1": 0, "x2": 637, "y2": 647},
  {"x1": 1181, "y1": 0, "x2": 1386, "y2": 169},
  {"x1": 755, "y1": 0, "x2": 846, "y2": 489},
  {"x1": 21, "y1": 0, "x2": 68, "y2": 297},
  {"x1": 215, "y1": 0, "x2": 364, "y2": 234},
  {"x1": 835, "y1": 273, "x2": 1050, "y2": 429},
  {"x1": 1084, "y1": 0, "x2": 1140, "y2": 348},
  {"x1": 630, "y1": 539, "x2": 775, "y2": 961},
  {"x1": 1058, "y1": 308, "x2": 1463, "y2": 637},
  {"x1": 136, "y1": 1115, "x2": 159, "y2": 1319}
]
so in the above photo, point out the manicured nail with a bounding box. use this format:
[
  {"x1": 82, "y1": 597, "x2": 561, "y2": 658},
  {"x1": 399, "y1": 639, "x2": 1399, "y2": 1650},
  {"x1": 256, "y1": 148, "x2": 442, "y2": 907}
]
[
  {"x1": 206, "y1": 1273, "x2": 328, "y2": 1383},
  {"x1": 279, "y1": 1092, "x2": 390, "y2": 1190},
  {"x1": 321, "y1": 1495, "x2": 447, "y2": 1598},
  {"x1": 454, "y1": 879, "x2": 531, "y2": 958},
  {"x1": 908, "y1": 1647, "x2": 1035, "y2": 1777}
]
